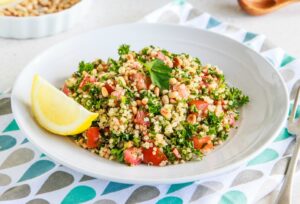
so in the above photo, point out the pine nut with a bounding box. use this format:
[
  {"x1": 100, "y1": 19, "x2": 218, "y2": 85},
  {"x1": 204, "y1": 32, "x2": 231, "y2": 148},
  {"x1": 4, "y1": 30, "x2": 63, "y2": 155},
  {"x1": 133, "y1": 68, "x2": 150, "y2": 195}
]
[{"x1": 101, "y1": 87, "x2": 108, "y2": 97}]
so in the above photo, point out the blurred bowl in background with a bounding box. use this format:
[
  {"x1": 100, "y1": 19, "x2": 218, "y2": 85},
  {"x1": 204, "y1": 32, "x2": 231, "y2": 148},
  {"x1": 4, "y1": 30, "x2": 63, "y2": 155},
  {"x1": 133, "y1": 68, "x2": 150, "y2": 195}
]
[{"x1": 0, "y1": 0, "x2": 90, "y2": 39}]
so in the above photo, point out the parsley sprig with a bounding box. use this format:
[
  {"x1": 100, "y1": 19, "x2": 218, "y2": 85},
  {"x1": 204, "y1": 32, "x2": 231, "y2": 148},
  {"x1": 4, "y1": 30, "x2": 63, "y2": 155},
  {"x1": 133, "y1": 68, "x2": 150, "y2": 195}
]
[
  {"x1": 145, "y1": 59, "x2": 172, "y2": 90},
  {"x1": 227, "y1": 87, "x2": 249, "y2": 108}
]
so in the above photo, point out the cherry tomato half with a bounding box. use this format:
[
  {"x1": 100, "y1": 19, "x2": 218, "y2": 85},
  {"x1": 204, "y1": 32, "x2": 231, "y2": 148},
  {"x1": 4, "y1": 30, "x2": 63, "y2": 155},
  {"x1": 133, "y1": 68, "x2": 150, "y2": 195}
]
[
  {"x1": 142, "y1": 147, "x2": 168, "y2": 166},
  {"x1": 86, "y1": 127, "x2": 100, "y2": 148}
]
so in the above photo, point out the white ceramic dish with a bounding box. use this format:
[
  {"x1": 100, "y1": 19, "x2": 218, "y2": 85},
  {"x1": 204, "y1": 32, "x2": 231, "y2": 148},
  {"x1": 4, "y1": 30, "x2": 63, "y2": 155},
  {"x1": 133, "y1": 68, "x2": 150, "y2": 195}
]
[
  {"x1": 11, "y1": 23, "x2": 289, "y2": 184},
  {"x1": 0, "y1": 0, "x2": 90, "y2": 39}
]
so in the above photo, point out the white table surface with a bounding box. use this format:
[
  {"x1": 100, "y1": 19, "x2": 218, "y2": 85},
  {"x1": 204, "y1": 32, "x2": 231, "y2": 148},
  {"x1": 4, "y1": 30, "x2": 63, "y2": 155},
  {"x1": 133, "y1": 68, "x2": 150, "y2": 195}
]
[{"x1": 0, "y1": 0, "x2": 300, "y2": 203}]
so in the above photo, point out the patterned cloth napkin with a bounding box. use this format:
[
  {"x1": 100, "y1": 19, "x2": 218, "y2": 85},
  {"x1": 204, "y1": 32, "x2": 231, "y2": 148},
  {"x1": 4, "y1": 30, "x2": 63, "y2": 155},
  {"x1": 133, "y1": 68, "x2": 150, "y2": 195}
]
[{"x1": 1, "y1": 2, "x2": 300, "y2": 204}]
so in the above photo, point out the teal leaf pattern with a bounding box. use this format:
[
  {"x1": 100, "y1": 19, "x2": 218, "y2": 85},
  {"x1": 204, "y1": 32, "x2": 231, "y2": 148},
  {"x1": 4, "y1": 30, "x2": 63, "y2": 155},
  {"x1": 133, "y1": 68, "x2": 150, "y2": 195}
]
[
  {"x1": 274, "y1": 128, "x2": 292, "y2": 142},
  {"x1": 174, "y1": 0, "x2": 185, "y2": 5},
  {"x1": 62, "y1": 186, "x2": 96, "y2": 204},
  {"x1": 297, "y1": 105, "x2": 300, "y2": 118},
  {"x1": 167, "y1": 182, "x2": 193, "y2": 194},
  {"x1": 206, "y1": 17, "x2": 221, "y2": 29},
  {"x1": 289, "y1": 104, "x2": 300, "y2": 119},
  {"x1": 21, "y1": 138, "x2": 29, "y2": 144},
  {"x1": 243, "y1": 32, "x2": 257, "y2": 43},
  {"x1": 40, "y1": 153, "x2": 46, "y2": 158},
  {"x1": 0, "y1": 135, "x2": 16, "y2": 151},
  {"x1": 18, "y1": 160, "x2": 55, "y2": 182},
  {"x1": 157, "y1": 196, "x2": 183, "y2": 204},
  {"x1": 280, "y1": 54, "x2": 295, "y2": 67},
  {"x1": 3, "y1": 119, "x2": 19, "y2": 132},
  {"x1": 247, "y1": 148, "x2": 279, "y2": 166},
  {"x1": 219, "y1": 190, "x2": 247, "y2": 204},
  {"x1": 102, "y1": 182, "x2": 133, "y2": 195}
]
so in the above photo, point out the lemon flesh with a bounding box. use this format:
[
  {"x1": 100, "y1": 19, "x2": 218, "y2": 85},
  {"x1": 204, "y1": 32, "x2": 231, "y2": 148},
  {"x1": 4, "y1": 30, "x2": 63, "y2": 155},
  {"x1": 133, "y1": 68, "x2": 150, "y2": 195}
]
[{"x1": 31, "y1": 74, "x2": 98, "y2": 136}]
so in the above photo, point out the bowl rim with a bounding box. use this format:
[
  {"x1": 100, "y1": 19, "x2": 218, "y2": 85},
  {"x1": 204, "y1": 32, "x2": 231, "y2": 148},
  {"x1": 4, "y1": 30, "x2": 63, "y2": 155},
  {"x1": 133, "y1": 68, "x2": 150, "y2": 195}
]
[{"x1": 11, "y1": 23, "x2": 290, "y2": 184}]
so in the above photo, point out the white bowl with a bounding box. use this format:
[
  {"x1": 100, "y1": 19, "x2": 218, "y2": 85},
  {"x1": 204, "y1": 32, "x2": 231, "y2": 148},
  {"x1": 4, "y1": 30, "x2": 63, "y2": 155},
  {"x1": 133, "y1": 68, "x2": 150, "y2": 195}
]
[
  {"x1": 11, "y1": 23, "x2": 289, "y2": 184},
  {"x1": 0, "y1": 0, "x2": 90, "y2": 39}
]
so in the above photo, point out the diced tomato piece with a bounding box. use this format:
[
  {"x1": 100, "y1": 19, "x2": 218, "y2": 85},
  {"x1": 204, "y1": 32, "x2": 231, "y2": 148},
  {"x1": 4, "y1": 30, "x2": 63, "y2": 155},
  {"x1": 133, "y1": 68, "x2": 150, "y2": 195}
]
[
  {"x1": 132, "y1": 62, "x2": 140, "y2": 69},
  {"x1": 79, "y1": 75, "x2": 96, "y2": 89},
  {"x1": 173, "y1": 57, "x2": 181, "y2": 68},
  {"x1": 142, "y1": 147, "x2": 168, "y2": 166},
  {"x1": 124, "y1": 147, "x2": 143, "y2": 166},
  {"x1": 104, "y1": 83, "x2": 115, "y2": 94},
  {"x1": 145, "y1": 76, "x2": 152, "y2": 89},
  {"x1": 134, "y1": 73, "x2": 151, "y2": 90},
  {"x1": 178, "y1": 84, "x2": 189, "y2": 99},
  {"x1": 79, "y1": 76, "x2": 89, "y2": 88},
  {"x1": 199, "y1": 81, "x2": 209, "y2": 88},
  {"x1": 192, "y1": 136, "x2": 213, "y2": 152},
  {"x1": 189, "y1": 100, "x2": 208, "y2": 112},
  {"x1": 62, "y1": 84, "x2": 71, "y2": 96},
  {"x1": 86, "y1": 127, "x2": 100, "y2": 148},
  {"x1": 172, "y1": 148, "x2": 181, "y2": 159},
  {"x1": 134, "y1": 110, "x2": 150, "y2": 126},
  {"x1": 111, "y1": 90, "x2": 124, "y2": 100},
  {"x1": 172, "y1": 84, "x2": 189, "y2": 99},
  {"x1": 229, "y1": 114, "x2": 235, "y2": 126}
]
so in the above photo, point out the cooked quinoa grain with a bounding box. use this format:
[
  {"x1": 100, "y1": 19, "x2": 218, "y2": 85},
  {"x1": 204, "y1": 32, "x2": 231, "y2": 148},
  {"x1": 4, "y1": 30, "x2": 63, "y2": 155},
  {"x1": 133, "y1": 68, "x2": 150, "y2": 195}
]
[{"x1": 64, "y1": 45, "x2": 249, "y2": 166}]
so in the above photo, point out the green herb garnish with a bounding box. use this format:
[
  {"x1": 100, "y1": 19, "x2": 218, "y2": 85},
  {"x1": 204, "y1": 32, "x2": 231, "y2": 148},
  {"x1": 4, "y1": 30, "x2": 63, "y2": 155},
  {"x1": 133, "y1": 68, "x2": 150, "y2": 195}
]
[
  {"x1": 227, "y1": 87, "x2": 249, "y2": 108},
  {"x1": 78, "y1": 61, "x2": 94, "y2": 73},
  {"x1": 118, "y1": 44, "x2": 130, "y2": 56},
  {"x1": 107, "y1": 58, "x2": 120, "y2": 73},
  {"x1": 110, "y1": 148, "x2": 124, "y2": 162},
  {"x1": 140, "y1": 90, "x2": 162, "y2": 115},
  {"x1": 145, "y1": 59, "x2": 172, "y2": 90}
]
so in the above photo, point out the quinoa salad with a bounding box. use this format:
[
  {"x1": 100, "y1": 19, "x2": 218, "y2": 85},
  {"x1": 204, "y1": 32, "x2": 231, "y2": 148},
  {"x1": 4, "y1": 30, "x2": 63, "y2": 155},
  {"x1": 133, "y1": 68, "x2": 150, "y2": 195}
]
[{"x1": 62, "y1": 45, "x2": 249, "y2": 166}]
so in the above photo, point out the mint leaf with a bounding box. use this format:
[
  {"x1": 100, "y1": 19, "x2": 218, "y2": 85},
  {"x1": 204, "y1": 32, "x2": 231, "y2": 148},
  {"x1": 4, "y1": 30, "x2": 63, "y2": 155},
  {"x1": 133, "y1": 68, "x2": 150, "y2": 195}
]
[{"x1": 146, "y1": 59, "x2": 172, "y2": 90}]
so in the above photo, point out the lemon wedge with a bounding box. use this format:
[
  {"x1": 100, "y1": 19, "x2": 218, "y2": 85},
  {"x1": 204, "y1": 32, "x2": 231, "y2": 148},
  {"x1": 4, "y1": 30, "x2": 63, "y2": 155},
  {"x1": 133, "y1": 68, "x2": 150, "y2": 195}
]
[{"x1": 31, "y1": 74, "x2": 98, "y2": 136}]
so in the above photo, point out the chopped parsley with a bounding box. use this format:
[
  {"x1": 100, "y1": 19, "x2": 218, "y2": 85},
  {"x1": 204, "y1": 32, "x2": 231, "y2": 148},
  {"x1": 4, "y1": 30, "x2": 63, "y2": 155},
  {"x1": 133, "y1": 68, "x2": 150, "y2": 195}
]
[
  {"x1": 78, "y1": 61, "x2": 94, "y2": 73},
  {"x1": 227, "y1": 87, "x2": 249, "y2": 108},
  {"x1": 141, "y1": 91, "x2": 162, "y2": 115},
  {"x1": 110, "y1": 148, "x2": 124, "y2": 162},
  {"x1": 118, "y1": 44, "x2": 130, "y2": 56},
  {"x1": 107, "y1": 58, "x2": 120, "y2": 73},
  {"x1": 69, "y1": 45, "x2": 250, "y2": 166}
]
